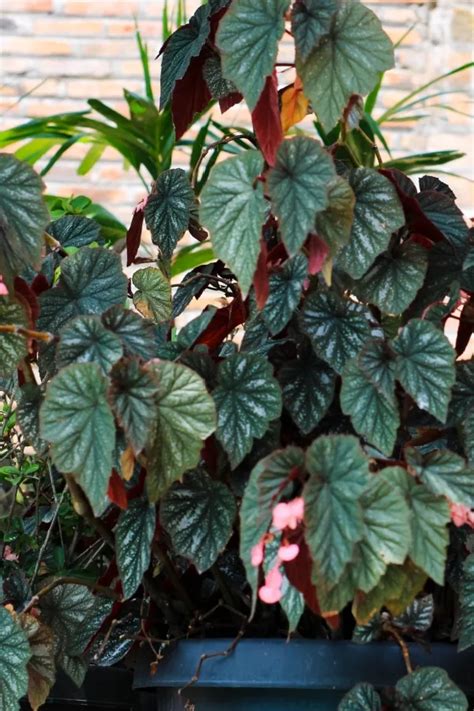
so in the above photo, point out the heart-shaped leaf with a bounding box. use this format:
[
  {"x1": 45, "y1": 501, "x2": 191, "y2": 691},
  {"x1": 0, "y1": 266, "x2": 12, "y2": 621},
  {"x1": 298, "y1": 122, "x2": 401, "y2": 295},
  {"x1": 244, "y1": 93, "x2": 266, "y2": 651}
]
[
  {"x1": 17, "y1": 384, "x2": 47, "y2": 453},
  {"x1": 393, "y1": 594, "x2": 434, "y2": 633},
  {"x1": 0, "y1": 606, "x2": 31, "y2": 711},
  {"x1": 0, "y1": 297, "x2": 28, "y2": 376},
  {"x1": 48, "y1": 215, "x2": 100, "y2": 249},
  {"x1": 132, "y1": 267, "x2": 171, "y2": 323},
  {"x1": 406, "y1": 448, "x2": 474, "y2": 507},
  {"x1": 458, "y1": 554, "x2": 474, "y2": 651},
  {"x1": 161, "y1": 469, "x2": 236, "y2": 573},
  {"x1": 314, "y1": 176, "x2": 355, "y2": 257},
  {"x1": 267, "y1": 137, "x2": 335, "y2": 255},
  {"x1": 357, "y1": 339, "x2": 396, "y2": 399},
  {"x1": 395, "y1": 667, "x2": 468, "y2": 711},
  {"x1": 56, "y1": 315, "x2": 123, "y2": 373},
  {"x1": 116, "y1": 498, "x2": 156, "y2": 599},
  {"x1": 339, "y1": 683, "x2": 381, "y2": 711},
  {"x1": 40, "y1": 363, "x2": 116, "y2": 515},
  {"x1": 262, "y1": 254, "x2": 307, "y2": 334},
  {"x1": 291, "y1": 0, "x2": 337, "y2": 63},
  {"x1": 144, "y1": 169, "x2": 194, "y2": 260},
  {"x1": 213, "y1": 352, "x2": 282, "y2": 468},
  {"x1": 200, "y1": 151, "x2": 266, "y2": 296},
  {"x1": 40, "y1": 584, "x2": 95, "y2": 658},
  {"x1": 102, "y1": 306, "x2": 157, "y2": 361}
]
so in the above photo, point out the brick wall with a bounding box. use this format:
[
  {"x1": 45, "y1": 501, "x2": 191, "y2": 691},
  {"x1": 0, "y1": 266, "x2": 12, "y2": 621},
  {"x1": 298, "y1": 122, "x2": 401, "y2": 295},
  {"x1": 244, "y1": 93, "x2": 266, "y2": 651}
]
[{"x1": 1, "y1": 0, "x2": 473, "y2": 228}]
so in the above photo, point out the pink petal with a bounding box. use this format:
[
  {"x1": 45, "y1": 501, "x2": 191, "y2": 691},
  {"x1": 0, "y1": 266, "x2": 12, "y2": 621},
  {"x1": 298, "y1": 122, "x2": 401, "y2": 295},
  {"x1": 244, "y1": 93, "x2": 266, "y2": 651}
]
[
  {"x1": 259, "y1": 585, "x2": 282, "y2": 604},
  {"x1": 288, "y1": 497, "x2": 304, "y2": 521},
  {"x1": 278, "y1": 543, "x2": 300, "y2": 562},
  {"x1": 266, "y1": 565, "x2": 283, "y2": 590},
  {"x1": 272, "y1": 502, "x2": 291, "y2": 530},
  {"x1": 450, "y1": 502, "x2": 470, "y2": 527},
  {"x1": 251, "y1": 541, "x2": 264, "y2": 567}
]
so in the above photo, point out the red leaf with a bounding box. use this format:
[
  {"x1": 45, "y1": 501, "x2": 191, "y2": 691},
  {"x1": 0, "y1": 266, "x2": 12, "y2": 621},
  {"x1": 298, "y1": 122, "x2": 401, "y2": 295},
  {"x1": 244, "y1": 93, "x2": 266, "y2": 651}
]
[
  {"x1": 14, "y1": 277, "x2": 39, "y2": 325},
  {"x1": 195, "y1": 294, "x2": 247, "y2": 351},
  {"x1": 307, "y1": 234, "x2": 329, "y2": 275},
  {"x1": 219, "y1": 92, "x2": 243, "y2": 113},
  {"x1": 253, "y1": 239, "x2": 270, "y2": 310},
  {"x1": 31, "y1": 273, "x2": 50, "y2": 296},
  {"x1": 408, "y1": 233, "x2": 434, "y2": 250},
  {"x1": 126, "y1": 198, "x2": 147, "y2": 266},
  {"x1": 107, "y1": 470, "x2": 128, "y2": 510},
  {"x1": 455, "y1": 296, "x2": 474, "y2": 357},
  {"x1": 172, "y1": 52, "x2": 212, "y2": 140},
  {"x1": 284, "y1": 537, "x2": 320, "y2": 616},
  {"x1": 251, "y1": 71, "x2": 283, "y2": 167}
]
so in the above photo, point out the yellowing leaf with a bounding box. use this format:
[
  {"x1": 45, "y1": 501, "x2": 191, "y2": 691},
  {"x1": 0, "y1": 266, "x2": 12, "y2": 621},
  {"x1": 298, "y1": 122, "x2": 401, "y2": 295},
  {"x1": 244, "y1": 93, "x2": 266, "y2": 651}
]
[{"x1": 280, "y1": 77, "x2": 309, "y2": 132}]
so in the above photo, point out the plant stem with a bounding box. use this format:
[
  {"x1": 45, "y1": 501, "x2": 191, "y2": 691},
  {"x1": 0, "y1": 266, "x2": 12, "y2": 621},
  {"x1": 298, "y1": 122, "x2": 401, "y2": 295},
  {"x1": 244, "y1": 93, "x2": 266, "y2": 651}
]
[
  {"x1": 384, "y1": 623, "x2": 413, "y2": 674},
  {"x1": 0, "y1": 324, "x2": 55, "y2": 342}
]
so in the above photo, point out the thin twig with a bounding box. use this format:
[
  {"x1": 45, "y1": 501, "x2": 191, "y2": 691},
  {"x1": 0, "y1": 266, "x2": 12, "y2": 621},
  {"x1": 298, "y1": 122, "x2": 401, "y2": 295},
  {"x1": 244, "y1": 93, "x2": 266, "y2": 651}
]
[
  {"x1": 191, "y1": 133, "x2": 253, "y2": 188},
  {"x1": 384, "y1": 623, "x2": 413, "y2": 674},
  {"x1": 0, "y1": 324, "x2": 55, "y2": 342},
  {"x1": 30, "y1": 486, "x2": 67, "y2": 588}
]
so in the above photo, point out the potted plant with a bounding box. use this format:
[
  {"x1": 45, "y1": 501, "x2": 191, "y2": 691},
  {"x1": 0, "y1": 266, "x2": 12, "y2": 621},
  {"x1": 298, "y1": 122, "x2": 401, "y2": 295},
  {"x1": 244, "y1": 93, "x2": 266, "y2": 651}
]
[{"x1": 1, "y1": 0, "x2": 473, "y2": 709}]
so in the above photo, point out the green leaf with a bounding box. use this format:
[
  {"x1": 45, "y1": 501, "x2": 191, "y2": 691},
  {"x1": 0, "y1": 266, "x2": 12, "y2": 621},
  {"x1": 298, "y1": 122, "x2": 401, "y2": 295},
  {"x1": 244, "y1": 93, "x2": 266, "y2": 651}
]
[
  {"x1": 146, "y1": 361, "x2": 216, "y2": 502},
  {"x1": 279, "y1": 348, "x2": 336, "y2": 435},
  {"x1": 406, "y1": 447, "x2": 474, "y2": 507},
  {"x1": 159, "y1": 4, "x2": 211, "y2": 108},
  {"x1": 19, "y1": 614, "x2": 56, "y2": 711},
  {"x1": 116, "y1": 498, "x2": 156, "y2": 599},
  {"x1": 56, "y1": 315, "x2": 123, "y2": 373},
  {"x1": 339, "y1": 683, "x2": 381, "y2": 711},
  {"x1": 393, "y1": 594, "x2": 434, "y2": 632},
  {"x1": 203, "y1": 54, "x2": 238, "y2": 100},
  {"x1": 458, "y1": 554, "x2": 474, "y2": 651},
  {"x1": 392, "y1": 319, "x2": 455, "y2": 423},
  {"x1": 417, "y1": 191, "x2": 469, "y2": 252},
  {"x1": 240, "y1": 447, "x2": 305, "y2": 607},
  {"x1": 161, "y1": 469, "x2": 236, "y2": 573},
  {"x1": 59, "y1": 652, "x2": 87, "y2": 688},
  {"x1": 262, "y1": 254, "x2": 307, "y2": 334},
  {"x1": 314, "y1": 176, "x2": 355, "y2": 258},
  {"x1": 41, "y1": 583, "x2": 95, "y2": 651},
  {"x1": 213, "y1": 353, "x2": 282, "y2": 468},
  {"x1": 110, "y1": 359, "x2": 159, "y2": 455},
  {"x1": 382, "y1": 466, "x2": 449, "y2": 585},
  {"x1": 450, "y1": 361, "x2": 474, "y2": 424},
  {"x1": 216, "y1": 0, "x2": 289, "y2": 111},
  {"x1": 352, "y1": 615, "x2": 383, "y2": 644},
  {"x1": 267, "y1": 137, "x2": 335, "y2": 255},
  {"x1": 280, "y1": 579, "x2": 305, "y2": 634},
  {"x1": 0, "y1": 153, "x2": 49, "y2": 287},
  {"x1": 144, "y1": 170, "x2": 194, "y2": 260},
  {"x1": 395, "y1": 667, "x2": 468, "y2": 711},
  {"x1": 304, "y1": 435, "x2": 370, "y2": 585},
  {"x1": 68, "y1": 597, "x2": 113, "y2": 656},
  {"x1": 132, "y1": 267, "x2": 171, "y2": 323},
  {"x1": 296, "y1": 0, "x2": 394, "y2": 129},
  {"x1": 0, "y1": 297, "x2": 28, "y2": 376},
  {"x1": 200, "y1": 151, "x2": 266, "y2": 296},
  {"x1": 354, "y1": 476, "x2": 411, "y2": 592},
  {"x1": 40, "y1": 363, "x2": 115, "y2": 515},
  {"x1": 48, "y1": 215, "x2": 100, "y2": 248},
  {"x1": 291, "y1": 0, "x2": 337, "y2": 63},
  {"x1": 0, "y1": 606, "x2": 31, "y2": 711},
  {"x1": 340, "y1": 359, "x2": 399, "y2": 456},
  {"x1": 38, "y1": 248, "x2": 127, "y2": 333},
  {"x1": 302, "y1": 290, "x2": 371, "y2": 374},
  {"x1": 102, "y1": 306, "x2": 157, "y2": 361},
  {"x1": 337, "y1": 169, "x2": 405, "y2": 279},
  {"x1": 356, "y1": 242, "x2": 428, "y2": 315},
  {"x1": 357, "y1": 339, "x2": 396, "y2": 399},
  {"x1": 17, "y1": 384, "x2": 47, "y2": 453}
]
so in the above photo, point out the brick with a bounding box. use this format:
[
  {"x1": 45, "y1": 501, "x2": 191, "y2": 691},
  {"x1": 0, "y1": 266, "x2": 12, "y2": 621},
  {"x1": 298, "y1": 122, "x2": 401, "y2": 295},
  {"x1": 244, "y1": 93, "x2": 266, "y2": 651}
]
[
  {"x1": 451, "y1": 8, "x2": 474, "y2": 43},
  {"x1": 4, "y1": 0, "x2": 52, "y2": 11},
  {"x1": 1, "y1": 37, "x2": 72, "y2": 56},
  {"x1": 65, "y1": 78, "x2": 142, "y2": 98},
  {"x1": 107, "y1": 19, "x2": 158, "y2": 37},
  {"x1": 62, "y1": 1, "x2": 140, "y2": 16},
  {"x1": 6, "y1": 57, "x2": 111, "y2": 78},
  {"x1": 34, "y1": 18, "x2": 105, "y2": 36}
]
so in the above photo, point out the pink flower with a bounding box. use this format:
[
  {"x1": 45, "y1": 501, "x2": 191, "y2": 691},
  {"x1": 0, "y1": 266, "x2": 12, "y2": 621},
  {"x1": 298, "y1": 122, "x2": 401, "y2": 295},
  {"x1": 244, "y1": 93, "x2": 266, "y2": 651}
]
[
  {"x1": 0, "y1": 276, "x2": 8, "y2": 296},
  {"x1": 251, "y1": 540, "x2": 264, "y2": 567},
  {"x1": 272, "y1": 497, "x2": 305, "y2": 531},
  {"x1": 2, "y1": 545, "x2": 18, "y2": 562},
  {"x1": 450, "y1": 502, "x2": 474, "y2": 528},
  {"x1": 278, "y1": 543, "x2": 300, "y2": 562},
  {"x1": 258, "y1": 564, "x2": 283, "y2": 604}
]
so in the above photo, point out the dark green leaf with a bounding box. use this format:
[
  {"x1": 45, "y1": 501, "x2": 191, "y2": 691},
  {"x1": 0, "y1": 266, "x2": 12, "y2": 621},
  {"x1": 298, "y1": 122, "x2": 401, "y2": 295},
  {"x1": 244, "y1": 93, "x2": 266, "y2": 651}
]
[
  {"x1": 116, "y1": 498, "x2": 156, "y2": 598},
  {"x1": 302, "y1": 290, "x2": 371, "y2": 374},
  {"x1": 450, "y1": 361, "x2": 474, "y2": 425},
  {"x1": 59, "y1": 653, "x2": 87, "y2": 688},
  {"x1": 240, "y1": 447, "x2": 305, "y2": 607},
  {"x1": 41, "y1": 584, "x2": 95, "y2": 656},
  {"x1": 0, "y1": 606, "x2": 31, "y2": 711},
  {"x1": 132, "y1": 267, "x2": 171, "y2": 323},
  {"x1": 337, "y1": 169, "x2": 405, "y2": 279},
  {"x1": 314, "y1": 176, "x2": 355, "y2": 257},
  {"x1": 48, "y1": 215, "x2": 100, "y2": 248},
  {"x1": 176, "y1": 307, "x2": 216, "y2": 350},
  {"x1": 392, "y1": 319, "x2": 455, "y2": 423},
  {"x1": 393, "y1": 594, "x2": 434, "y2": 632},
  {"x1": 280, "y1": 578, "x2": 305, "y2": 633},
  {"x1": 0, "y1": 153, "x2": 49, "y2": 287},
  {"x1": 291, "y1": 0, "x2": 337, "y2": 63},
  {"x1": 0, "y1": 297, "x2": 28, "y2": 376},
  {"x1": 40, "y1": 363, "x2": 115, "y2": 515},
  {"x1": 356, "y1": 242, "x2": 427, "y2": 314},
  {"x1": 267, "y1": 137, "x2": 335, "y2": 255},
  {"x1": 296, "y1": 1, "x2": 394, "y2": 129},
  {"x1": 161, "y1": 469, "x2": 236, "y2": 573},
  {"x1": 341, "y1": 359, "x2": 399, "y2": 456},
  {"x1": 56, "y1": 315, "x2": 123, "y2": 373},
  {"x1": 68, "y1": 597, "x2": 113, "y2": 656},
  {"x1": 458, "y1": 554, "x2": 474, "y2": 651},
  {"x1": 338, "y1": 682, "x2": 381, "y2": 711},
  {"x1": 144, "y1": 170, "x2": 194, "y2": 260},
  {"x1": 418, "y1": 191, "x2": 469, "y2": 252},
  {"x1": 279, "y1": 349, "x2": 336, "y2": 435},
  {"x1": 395, "y1": 667, "x2": 468, "y2": 711},
  {"x1": 203, "y1": 53, "x2": 237, "y2": 99},
  {"x1": 17, "y1": 384, "x2": 47, "y2": 452},
  {"x1": 38, "y1": 248, "x2": 127, "y2": 333},
  {"x1": 200, "y1": 151, "x2": 266, "y2": 296},
  {"x1": 406, "y1": 447, "x2": 474, "y2": 507},
  {"x1": 304, "y1": 435, "x2": 370, "y2": 585},
  {"x1": 352, "y1": 615, "x2": 384, "y2": 644},
  {"x1": 110, "y1": 359, "x2": 159, "y2": 455},
  {"x1": 172, "y1": 263, "x2": 217, "y2": 318},
  {"x1": 102, "y1": 306, "x2": 157, "y2": 361},
  {"x1": 216, "y1": 0, "x2": 289, "y2": 110},
  {"x1": 146, "y1": 361, "x2": 216, "y2": 502},
  {"x1": 357, "y1": 339, "x2": 396, "y2": 399},
  {"x1": 213, "y1": 353, "x2": 282, "y2": 468},
  {"x1": 160, "y1": 4, "x2": 211, "y2": 108},
  {"x1": 262, "y1": 254, "x2": 307, "y2": 334}
]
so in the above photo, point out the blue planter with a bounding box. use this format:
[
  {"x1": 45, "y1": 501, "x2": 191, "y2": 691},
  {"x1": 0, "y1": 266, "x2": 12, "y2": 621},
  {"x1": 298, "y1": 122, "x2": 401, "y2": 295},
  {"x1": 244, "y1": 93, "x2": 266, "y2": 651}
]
[{"x1": 134, "y1": 638, "x2": 474, "y2": 711}]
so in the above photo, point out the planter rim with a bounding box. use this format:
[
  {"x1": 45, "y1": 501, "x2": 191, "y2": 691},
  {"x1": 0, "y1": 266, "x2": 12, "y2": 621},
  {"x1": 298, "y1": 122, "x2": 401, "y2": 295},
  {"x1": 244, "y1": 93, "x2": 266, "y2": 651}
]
[{"x1": 134, "y1": 638, "x2": 474, "y2": 694}]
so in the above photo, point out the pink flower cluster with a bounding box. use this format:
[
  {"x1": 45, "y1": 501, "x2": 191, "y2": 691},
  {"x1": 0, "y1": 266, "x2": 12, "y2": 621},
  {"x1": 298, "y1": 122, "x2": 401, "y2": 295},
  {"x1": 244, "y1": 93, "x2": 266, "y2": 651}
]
[
  {"x1": 0, "y1": 275, "x2": 8, "y2": 296},
  {"x1": 251, "y1": 497, "x2": 304, "y2": 605},
  {"x1": 450, "y1": 503, "x2": 474, "y2": 528}
]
